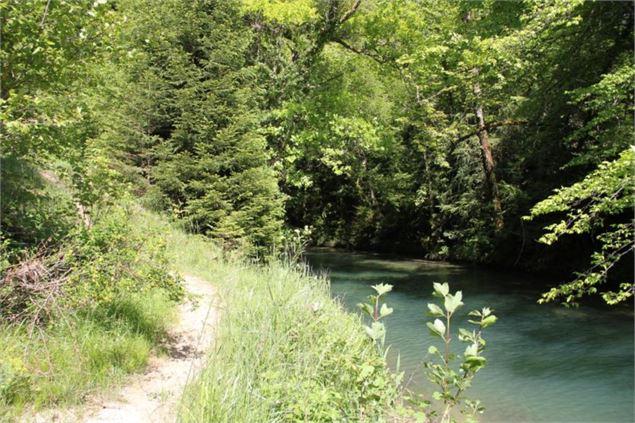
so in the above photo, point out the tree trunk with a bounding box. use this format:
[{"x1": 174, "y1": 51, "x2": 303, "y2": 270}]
[
  {"x1": 472, "y1": 75, "x2": 504, "y2": 231},
  {"x1": 464, "y1": 10, "x2": 504, "y2": 231}
]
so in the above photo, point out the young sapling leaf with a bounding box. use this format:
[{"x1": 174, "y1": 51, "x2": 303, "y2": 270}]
[
  {"x1": 432, "y1": 282, "x2": 449, "y2": 297},
  {"x1": 427, "y1": 303, "x2": 444, "y2": 317}
]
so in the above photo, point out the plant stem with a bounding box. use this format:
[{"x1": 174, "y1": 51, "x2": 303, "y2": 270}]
[
  {"x1": 443, "y1": 311, "x2": 452, "y2": 422},
  {"x1": 373, "y1": 295, "x2": 379, "y2": 321},
  {"x1": 444, "y1": 311, "x2": 451, "y2": 366},
  {"x1": 441, "y1": 403, "x2": 451, "y2": 423}
]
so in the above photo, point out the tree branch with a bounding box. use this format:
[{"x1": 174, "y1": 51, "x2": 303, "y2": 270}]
[
  {"x1": 339, "y1": 0, "x2": 362, "y2": 24},
  {"x1": 332, "y1": 38, "x2": 386, "y2": 65},
  {"x1": 40, "y1": 0, "x2": 52, "y2": 27},
  {"x1": 456, "y1": 119, "x2": 530, "y2": 143}
]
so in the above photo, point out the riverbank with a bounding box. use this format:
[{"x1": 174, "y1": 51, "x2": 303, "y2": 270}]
[{"x1": 145, "y1": 211, "x2": 400, "y2": 421}]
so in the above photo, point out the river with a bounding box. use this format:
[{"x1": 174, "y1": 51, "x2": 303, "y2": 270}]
[{"x1": 306, "y1": 249, "x2": 634, "y2": 423}]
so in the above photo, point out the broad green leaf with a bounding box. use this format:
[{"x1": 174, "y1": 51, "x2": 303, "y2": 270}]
[
  {"x1": 444, "y1": 291, "x2": 464, "y2": 313},
  {"x1": 458, "y1": 328, "x2": 472, "y2": 341},
  {"x1": 481, "y1": 315, "x2": 497, "y2": 328},
  {"x1": 426, "y1": 318, "x2": 446, "y2": 338},
  {"x1": 465, "y1": 355, "x2": 487, "y2": 370},
  {"x1": 357, "y1": 302, "x2": 374, "y2": 318},
  {"x1": 364, "y1": 321, "x2": 385, "y2": 341},
  {"x1": 432, "y1": 282, "x2": 449, "y2": 297},
  {"x1": 379, "y1": 303, "x2": 393, "y2": 318},
  {"x1": 464, "y1": 343, "x2": 478, "y2": 357},
  {"x1": 427, "y1": 303, "x2": 444, "y2": 317},
  {"x1": 372, "y1": 283, "x2": 393, "y2": 296}
]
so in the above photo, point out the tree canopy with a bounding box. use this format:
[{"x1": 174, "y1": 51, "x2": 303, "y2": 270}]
[{"x1": 2, "y1": 0, "x2": 632, "y2": 304}]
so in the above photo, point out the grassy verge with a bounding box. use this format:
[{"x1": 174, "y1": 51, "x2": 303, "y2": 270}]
[
  {"x1": 2, "y1": 205, "x2": 399, "y2": 420},
  {"x1": 129, "y1": 211, "x2": 399, "y2": 421},
  {"x1": 178, "y1": 262, "x2": 397, "y2": 422},
  {"x1": 0, "y1": 201, "x2": 181, "y2": 419},
  {"x1": 0, "y1": 290, "x2": 175, "y2": 415}
]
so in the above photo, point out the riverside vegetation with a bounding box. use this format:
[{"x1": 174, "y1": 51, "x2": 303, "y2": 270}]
[{"x1": 1, "y1": 0, "x2": 633, "y2": 421}]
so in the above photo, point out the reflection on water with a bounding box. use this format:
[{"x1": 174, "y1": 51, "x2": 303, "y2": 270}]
[{"x1": 307, "y1": 249, "x2": 635, "y2": 423}]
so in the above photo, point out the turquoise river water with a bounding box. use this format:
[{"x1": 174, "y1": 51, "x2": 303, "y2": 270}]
[{"x1": 306, "y1": 249, "x2": 634, "y2": 423}]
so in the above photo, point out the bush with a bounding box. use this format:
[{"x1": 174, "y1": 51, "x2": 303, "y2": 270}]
[
  {"x1": 0, "y1": 203, "x2": 182, "y2": 415},
  {"x1": 63, "y1": 204, "x2": 184, "y2": 309},
  {"x1": 1, "y1": 203, "x2": 183, "y2": 327}
]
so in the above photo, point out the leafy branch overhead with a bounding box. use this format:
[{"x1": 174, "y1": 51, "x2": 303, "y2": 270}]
[{"x1": 525, "y1": 148, "x2": 634, "y2": 305}]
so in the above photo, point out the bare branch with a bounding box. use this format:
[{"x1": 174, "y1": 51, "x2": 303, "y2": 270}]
[
  {"x1": 456, "y1": 120, "x2": 530, "y2": 143},
  {"x1": 40, "y1": 0, "x2": 52, "y2": 28},
  {"x1": 332, "y1": 38, "x2": 386, "y2": 65},
  {"x1": 339, "y1": 0, "x2": 362, "y2": 25}
]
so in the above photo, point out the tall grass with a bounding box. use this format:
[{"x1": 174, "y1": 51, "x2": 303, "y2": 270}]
[
  {"x1": 161, "y1": 244, "x2": 398, "y2": 419},
  {"x1": 131, "y1": 208, "x2": 398, "y2": 421},
  {"x1": 2, "y1": 207, "x2": 399, "y2": 420},
  {"x1": 0, "y1": 289, "x2": 176, "y2": 419},
  {"x1": 0, "y1": 202, "x2": 181, "y2": 419}
]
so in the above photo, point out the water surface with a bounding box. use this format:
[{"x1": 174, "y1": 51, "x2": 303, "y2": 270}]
[{"x1": 307, "y1": 249, "x2": 634, "y2": 423}]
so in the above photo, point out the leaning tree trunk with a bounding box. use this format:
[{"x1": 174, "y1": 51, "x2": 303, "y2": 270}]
[
  {"x1": 472, "y1": 71, "x2": 504, "y2": 231},
  {"x1": 463, "y1": 10, "x2": 504, "y2": 231}
]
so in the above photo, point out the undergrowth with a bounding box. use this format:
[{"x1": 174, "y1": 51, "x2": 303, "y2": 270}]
[
  {"x1": 0, "y1": 196, "x2": 182, "y2": 419},
  {"x1": 1, "y1": 203, "x2": 400, "y2": 421},
  {"x1": 176, "y1": 262, "x2": 397, "y2": 422},
  {"x1": 0, "y1": 290, "x2": 174, "y2": 416}
]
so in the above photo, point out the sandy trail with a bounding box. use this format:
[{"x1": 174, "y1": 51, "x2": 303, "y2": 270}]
[{"x1": 28, "y1": 274, "x2": 218, "y2": 423}]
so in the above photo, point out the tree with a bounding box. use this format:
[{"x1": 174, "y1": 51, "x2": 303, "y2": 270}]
[
  {"x1": 1, "y1": 0, "x2": 118, "y2": 248},
  {"x1": 117, "y1": 0, "x2": 285, "y2": 252}
]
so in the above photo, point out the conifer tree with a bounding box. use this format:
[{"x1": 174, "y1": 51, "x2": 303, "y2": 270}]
[{"x1": 123, "y1": 0, "x2": 284, "y2": 252}]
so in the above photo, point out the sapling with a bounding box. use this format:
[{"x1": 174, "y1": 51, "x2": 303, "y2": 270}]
[
  {"x1": 425, "y1": 282, "x2": 496, "y2": 423},
  {"x1": 357, "y1": 283, "x2": 394, "y2": 353}
]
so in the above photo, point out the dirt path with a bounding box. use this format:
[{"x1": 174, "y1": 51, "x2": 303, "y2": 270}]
[
  {"x1": 28, "y1": 274, "x2": 218, "y2": 423},
  {"x1": 85, "y1": 275, "x2": 218, "y2": 423}
]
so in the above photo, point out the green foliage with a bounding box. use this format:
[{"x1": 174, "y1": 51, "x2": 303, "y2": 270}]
[
  {"x1": 1, "y1": 202, "x2": 183, "y2": 327},
  {"x1": 64, "y1": 204, "x2": 184, "y2": 308},
  {"x1": 525, "y1": 148, "x2": 634, "y2": 305},
  {"x1": 4, "y1": 0, "x2": 633, "y2": 283},
  {"x1": 0, "y1": 0, "x2": 110, "y2": 159},
  {"x1": 565, "y1": 61, "x2": 635, "y2": 167},
  {"x1": 0, "y1": 159, "x2": 77, "y2": 250},
  {"x1": 242, "y1": 0, "x2": 318, "y2": 25},
  {"x1": 279, "y1": 225, "x2": 313, "y2": 265},
  {"x1": 245, "y1": 0, "x2": 633, "y2": 279},
  {"x1": 0, "y1": 289, "x2": 175, "y2": 416},
  {"x1": 424, "y1": 283, "x2": 496, "y2": 423},
  {"x1": 112, "y1": 0, "x2": 285, "y2": 254},
  {"x1": 0, "y1": 203, "x2": 182, "y2": 416},
  {"x1": 0, "y1": 357, "x2": 30, "y2": 407}
]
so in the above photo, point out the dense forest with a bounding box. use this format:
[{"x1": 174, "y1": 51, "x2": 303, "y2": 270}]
[
  {"x1": 3, "y1": 0, "x2": 632, "y2": 303},
  {"x1": 1, "y1": 0, "x2": 633, "y2": 421}
]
